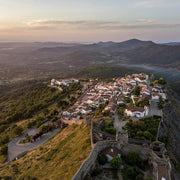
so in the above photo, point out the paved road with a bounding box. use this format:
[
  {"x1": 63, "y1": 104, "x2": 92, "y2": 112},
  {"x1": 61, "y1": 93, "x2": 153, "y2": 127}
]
[
  {"x1": 113, "y1": 111, "x2": 127, "y2": 132},
  {"x1": 148, "y1": 100, "x2": 162, "y2": 117},
  {"x1": 8, "y1": 127, "x2": 60, "y2": 161}
]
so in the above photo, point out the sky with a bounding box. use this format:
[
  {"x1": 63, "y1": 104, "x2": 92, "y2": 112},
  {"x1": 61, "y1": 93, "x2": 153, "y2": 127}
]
[{"x1": 0, "y1": 0, "x2": 180, "y2": 42}]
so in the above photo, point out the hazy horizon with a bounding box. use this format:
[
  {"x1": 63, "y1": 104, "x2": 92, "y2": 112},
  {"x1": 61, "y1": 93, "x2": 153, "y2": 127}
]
[
  {"x1": 0, "y1": 0, "x2": 180, "y2": 42},
  {"x1": 0, "y1": 39, "x2": 179, "y2": 44}
]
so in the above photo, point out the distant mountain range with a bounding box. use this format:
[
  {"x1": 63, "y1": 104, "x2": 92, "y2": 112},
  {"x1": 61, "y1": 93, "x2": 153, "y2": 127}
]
[
  {"x1": 162, "y1": 42, "x2": 180, "y2": 46},
  {"x1": 38, "y1": 39, "x2": 180, "y2": 69},
  {"x1": 0, "y1": 39, "x2": 180, "y2": 84}
]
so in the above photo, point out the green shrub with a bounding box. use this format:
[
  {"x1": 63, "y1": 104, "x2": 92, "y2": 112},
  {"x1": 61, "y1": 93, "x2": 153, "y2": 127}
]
[
  {"x1": 105, "y1": 126, "x2": 116, "y2": 135},
  {"x1": 39, "y1": 124, "x2": 48, "y2": 133},
  {"x1": 126, "y1": 151, "x2": 141, "y2": 166},
  {"x1": 110, "y1": 156, "x2": 122, "y2": 169},
  {"x1": 125, "y1": 166, "x2": 142, "y2": 179}
]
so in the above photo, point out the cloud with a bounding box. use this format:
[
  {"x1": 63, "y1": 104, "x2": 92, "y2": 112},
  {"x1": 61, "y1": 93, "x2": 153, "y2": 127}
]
[
  {"x1": 24, "y1": 19, "x2": 180, "y2": 30},
  {"x1": 137, "y1": 19, "x2": 154, "y2": 24},
  {"x1": 136, "y1": 0, "x2": 180, "y2": 8},
  {"x1": 0, "y1": 19, "x2": 180, "y2": 32}
]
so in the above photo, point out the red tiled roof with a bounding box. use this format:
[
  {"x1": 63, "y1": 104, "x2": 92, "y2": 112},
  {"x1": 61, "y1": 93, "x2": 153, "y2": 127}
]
[
  {"x1": 101, "y1": 147, "x2": 120, "y2": 157},
  {"x1": 126, "y1": 106, "x2": 145, "y2": 112}
]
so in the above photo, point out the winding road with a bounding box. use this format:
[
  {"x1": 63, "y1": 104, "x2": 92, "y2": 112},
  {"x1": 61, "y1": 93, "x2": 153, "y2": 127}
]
[{"x1": 8, "y1": 127, "x2": 60, "y2": 161}]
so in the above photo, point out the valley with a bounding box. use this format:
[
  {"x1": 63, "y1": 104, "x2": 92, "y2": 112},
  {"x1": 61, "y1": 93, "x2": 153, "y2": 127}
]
[{"x1": 0, "y1": 39, "x2": 180, "y2": 85}]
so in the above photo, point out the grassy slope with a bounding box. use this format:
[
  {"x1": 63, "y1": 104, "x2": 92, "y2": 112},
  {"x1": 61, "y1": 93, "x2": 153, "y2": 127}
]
[{"x1": 0, "y1": 124, "x2": 91, "y2": 180}]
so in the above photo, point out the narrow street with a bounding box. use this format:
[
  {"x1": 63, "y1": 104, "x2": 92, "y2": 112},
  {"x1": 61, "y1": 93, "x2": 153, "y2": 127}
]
[
  {"x1": 114, "y1": 111, "x2": 127, "y2": 132},
  {"x1": 148, "y1": 100, "x2": 163, "y2": 117}
]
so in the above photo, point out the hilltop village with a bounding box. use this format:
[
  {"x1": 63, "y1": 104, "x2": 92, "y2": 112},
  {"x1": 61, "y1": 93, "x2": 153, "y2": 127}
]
[
  {"x1": 50, "y1": 73, "x2": 170, "y2": 180},
  {"x1": 51, "y1": 73, "x2": 166, "y2": 121}
]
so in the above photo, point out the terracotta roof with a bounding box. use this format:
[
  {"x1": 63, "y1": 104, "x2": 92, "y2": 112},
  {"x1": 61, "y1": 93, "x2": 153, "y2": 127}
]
[
  {"x1": 126, "y1": 106, "x2": 145, "y2": 112},
  {"x1": 101, "y1": 147, "x2": 120, "y2": 157}
]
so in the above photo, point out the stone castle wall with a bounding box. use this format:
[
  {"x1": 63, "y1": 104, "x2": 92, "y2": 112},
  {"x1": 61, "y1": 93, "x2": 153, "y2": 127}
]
[{"x1": 72, "y1": 140, "x2": 120, "y2": 180}]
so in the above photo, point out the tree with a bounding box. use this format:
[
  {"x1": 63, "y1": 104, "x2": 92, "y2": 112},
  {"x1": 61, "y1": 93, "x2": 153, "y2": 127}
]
[
  {"x1": 98, "y1": 154, "x2": 107, "y2": 165},
  {"x1": 126, "y1": 166, "x2": 142, "y2": 179},
  {"x1": 39, "y1": 124, "x2": 48, "y2": 133},
  {"x1": 153, "y1": 79, "x2": 159, "y2": 86},
  {"x1": 126, "y1": 151, "x2": 141, "y2": 166},
  {"x1": 0, "y1": 135, "x2": 9, "y2": 145},
  {"x1": 158, "y1": 77, "x2": 166, "y2": 85},
  {"x1": 12, "y1": 125, "x2": 23, "y2": 136},
  {"x1": 27, "y1": 121, "x2": 33, "y2": 128},
  {"x1": 110, "y1": 156, "x2": 122, "y2": 169},
  {"x1": 138, "y1": 98, "x2": 150, "y2": 107},
  {"x1": 0, "y1": 145, "x2": 8, "y2": 155},
  {"x1": 118, "y1": 109, "x2": 124, "y2": 116},
  {"x1": 133, "y1": 86, "x2": 141, "y2": 96},
  {"x1": 143, "y1": 131, "x2": 153, "y2": 140}
]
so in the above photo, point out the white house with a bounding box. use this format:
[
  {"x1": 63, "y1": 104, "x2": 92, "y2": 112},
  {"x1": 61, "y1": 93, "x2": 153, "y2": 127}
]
[
  {"x1": 125, "y1": 106, "x2": 149, "y2": 118},
  {"x1": 159, "y1": 93, "x2": 167, "y2": 100},
  {"x1": 128, "y1": 80, "x2": 137, "y2": 86},
  {"x1": 50, "y1": 78, "x2": 79, "y2": 87},
  {"x1": 152, "y1": 93, "x2": 160, "y2": 102}
]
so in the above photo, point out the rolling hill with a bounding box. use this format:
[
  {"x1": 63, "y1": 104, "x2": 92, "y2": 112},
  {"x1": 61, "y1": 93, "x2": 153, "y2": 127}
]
[{"x1": 0, "y1": 39, "x2": 180, "y2": 85}]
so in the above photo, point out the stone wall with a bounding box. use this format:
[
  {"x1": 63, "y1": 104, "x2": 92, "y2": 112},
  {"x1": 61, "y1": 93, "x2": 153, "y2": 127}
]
[
  {"x1": 72, "y1": 140, "x2": 172, "y2": 180},
  {"x1": 72, "y1": 140, "x2": 120, "y2": 180},
  {"x1": 150, "y1": 151, "x2": 172, "y2": 180}
]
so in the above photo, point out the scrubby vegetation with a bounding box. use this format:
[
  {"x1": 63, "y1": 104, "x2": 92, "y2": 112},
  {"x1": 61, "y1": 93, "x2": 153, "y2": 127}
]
[
  {"x1": 74, "y1": 66, "x2": 137, "y2": 79},
  {"x1": 152, "y1": 77, "x2": 166, "y2": 86},
  {"x1": 0, "y1": 81, "x2": 83, "y2": 163},
  {"x1": 102, "y1": 117, "x2": 116, "y2": 135},
  {"x1": 123, "y1": 116, "x2": 161, "y2": 141},
  {"x1": 122, "y1": 151, "x2": 150, "y2": 180}
]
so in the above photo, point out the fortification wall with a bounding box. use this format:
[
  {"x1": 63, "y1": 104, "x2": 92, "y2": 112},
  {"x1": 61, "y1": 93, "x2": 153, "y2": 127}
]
[{"x1": 72, "y1": 140, "x2": 120, "y2": 180}]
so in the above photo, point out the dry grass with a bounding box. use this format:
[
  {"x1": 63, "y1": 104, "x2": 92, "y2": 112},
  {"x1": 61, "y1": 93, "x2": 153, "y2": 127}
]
[{"x1": 0, "y1": 123, "x2": 91, "y2": 180}]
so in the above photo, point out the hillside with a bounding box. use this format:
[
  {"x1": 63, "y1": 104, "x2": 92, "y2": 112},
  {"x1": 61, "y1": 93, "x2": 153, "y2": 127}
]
[
  {"x1": 73, "y1": 66, "x2": 137, "y2": 79},
  {"x1": 0, "y1": 39, "x2": 180, "y2": 85},
  {"x1": 0, "y1": 124, "x2": 91, "y2": 180},
  {"x1": 0, "y1": 80, "x2": 83, "y2": 163},
  {"x1": 37, "y1": 39, "x2": 180, "y2": 68}
]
